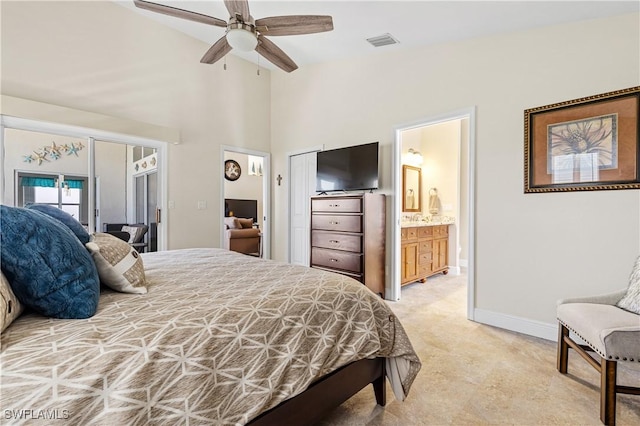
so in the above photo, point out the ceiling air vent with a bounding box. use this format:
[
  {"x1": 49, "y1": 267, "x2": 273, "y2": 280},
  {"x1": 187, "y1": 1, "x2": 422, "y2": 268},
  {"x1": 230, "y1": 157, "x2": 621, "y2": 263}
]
[{"x1": 366, "y1": 33, "x2": 399, "y2": 47}]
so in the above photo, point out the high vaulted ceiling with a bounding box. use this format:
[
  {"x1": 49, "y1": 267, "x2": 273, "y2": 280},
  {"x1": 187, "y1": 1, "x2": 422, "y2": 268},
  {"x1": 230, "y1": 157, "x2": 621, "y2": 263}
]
[{"x1": 118, "y1": 1, "x2": 639, "y2": 72}]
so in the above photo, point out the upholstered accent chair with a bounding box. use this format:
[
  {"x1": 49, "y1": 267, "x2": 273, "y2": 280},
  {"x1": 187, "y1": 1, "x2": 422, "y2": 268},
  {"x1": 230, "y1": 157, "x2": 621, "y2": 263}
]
[
  {"x1": 103, "y1": 223, "x2": 149, "y2": 253},
  {"x1": 557, "y1": 266, "x2": 640, "y2": 425},
  {"x1": 224, "y1": 217, "x2": 261, "y2": 257}
]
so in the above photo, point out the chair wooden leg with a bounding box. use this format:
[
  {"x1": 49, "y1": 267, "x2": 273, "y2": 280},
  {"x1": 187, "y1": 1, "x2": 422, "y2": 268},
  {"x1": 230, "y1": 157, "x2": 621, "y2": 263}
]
[
  {"x1": 600, "y1": 358, "x2": 617, "y2": 425},
  {"x1": 557, "y1": 323, "x2": 569, "y2": 374}
]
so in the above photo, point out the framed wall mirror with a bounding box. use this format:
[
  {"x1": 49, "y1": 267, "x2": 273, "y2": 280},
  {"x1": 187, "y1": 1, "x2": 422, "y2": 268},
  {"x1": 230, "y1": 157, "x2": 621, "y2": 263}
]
[{"x1": 402, "y1": 164, "x2": 422, "y2": 212}]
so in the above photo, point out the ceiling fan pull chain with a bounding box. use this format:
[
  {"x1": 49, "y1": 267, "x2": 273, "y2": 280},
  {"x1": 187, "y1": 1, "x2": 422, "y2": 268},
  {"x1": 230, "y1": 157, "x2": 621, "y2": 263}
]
[
  {"x1": 224, "y1": 56, "x2": 227, "y2": 71},
  {"x1": 257, "y1": 56, "x2": 260, "y2": 76}
]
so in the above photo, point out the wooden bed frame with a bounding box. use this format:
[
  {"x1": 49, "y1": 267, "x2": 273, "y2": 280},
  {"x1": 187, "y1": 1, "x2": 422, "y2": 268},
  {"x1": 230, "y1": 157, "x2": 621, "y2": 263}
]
[{"x1": 249, "y1": 358, "x2": 386, "y2": 425}]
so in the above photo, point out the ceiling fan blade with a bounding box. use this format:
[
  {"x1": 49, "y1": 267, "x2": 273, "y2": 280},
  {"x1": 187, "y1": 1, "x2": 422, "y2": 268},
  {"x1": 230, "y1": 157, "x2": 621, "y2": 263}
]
[
  {"x1": 224, "y1": 0, "x2": 251, "y2": 22},
  {"x1": 256, "y1": 35, "x2": 298, "y2": 73},
  {"x1": 200, "y1": 36, "x2": 233, "y2": 64},
  {"x1": 134, "y1": 0, "x2": 227, "y2": 27},
  {"x1": 255, "y1": 15, "x2": 334, "y2": 36}
]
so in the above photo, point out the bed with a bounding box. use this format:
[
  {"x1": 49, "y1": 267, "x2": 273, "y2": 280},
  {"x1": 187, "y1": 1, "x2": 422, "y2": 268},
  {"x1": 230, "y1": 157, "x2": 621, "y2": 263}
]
[{"x1": 1, "y1": 247, "x2": 421, "y2": 425}]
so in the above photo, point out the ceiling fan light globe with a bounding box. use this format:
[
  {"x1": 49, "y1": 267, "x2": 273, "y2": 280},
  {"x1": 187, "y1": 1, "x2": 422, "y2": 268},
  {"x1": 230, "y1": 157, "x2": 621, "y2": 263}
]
[{"x1": 227, "y1": 28, "x2": 258, "y2": 51}]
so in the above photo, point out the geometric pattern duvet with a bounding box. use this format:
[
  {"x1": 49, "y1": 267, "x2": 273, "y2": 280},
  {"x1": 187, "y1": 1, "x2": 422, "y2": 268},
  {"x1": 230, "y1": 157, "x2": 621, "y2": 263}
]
[{"x1": 1, "y1": 248, "x2": 421, "y2": 425}]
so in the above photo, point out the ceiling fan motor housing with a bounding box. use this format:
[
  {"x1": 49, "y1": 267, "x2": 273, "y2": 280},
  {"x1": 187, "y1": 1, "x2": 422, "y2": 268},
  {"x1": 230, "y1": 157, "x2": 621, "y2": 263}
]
[{"x1": 226, "y1": 17, "x2": 258, "y2": 51}]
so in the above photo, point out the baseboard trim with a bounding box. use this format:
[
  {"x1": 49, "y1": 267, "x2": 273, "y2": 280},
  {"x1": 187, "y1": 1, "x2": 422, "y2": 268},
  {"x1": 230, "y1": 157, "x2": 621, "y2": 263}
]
[{"x1": 473, "y1": 308, "x2": 557, "y2": 342}]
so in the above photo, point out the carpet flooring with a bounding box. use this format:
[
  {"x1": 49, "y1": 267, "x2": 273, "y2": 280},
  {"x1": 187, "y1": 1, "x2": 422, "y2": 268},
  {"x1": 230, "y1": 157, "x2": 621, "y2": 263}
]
[{"x1": 319, "y1": 272, "x2": 640, "y2": 425}]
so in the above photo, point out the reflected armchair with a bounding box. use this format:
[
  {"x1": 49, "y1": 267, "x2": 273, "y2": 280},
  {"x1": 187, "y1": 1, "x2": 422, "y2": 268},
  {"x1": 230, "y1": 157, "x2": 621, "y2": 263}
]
[
  {"x1": 103, "y1": 223, "x2": 149, "y2": 252},
  {"x1": 224, "y1": 217, "x2": 261, "y2": 257}
]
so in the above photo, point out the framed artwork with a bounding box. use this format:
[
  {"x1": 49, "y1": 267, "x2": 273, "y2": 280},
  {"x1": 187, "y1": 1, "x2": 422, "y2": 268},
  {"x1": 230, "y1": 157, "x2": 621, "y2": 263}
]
[
  {"x1": 224, "y1": 159, "x2": 241, "y2": 181},
  {"x1": 402, "y1": 165, "x2": 421, "y2": 212},
  {"x1": 524, "y1": 86, "x2": 639, "y2": 193}
]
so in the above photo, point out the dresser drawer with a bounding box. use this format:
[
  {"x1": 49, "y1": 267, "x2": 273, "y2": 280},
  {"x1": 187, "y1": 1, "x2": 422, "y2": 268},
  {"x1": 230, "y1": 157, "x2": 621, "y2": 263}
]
[
  {"x1": 311, "y1": 247, "x2": 362, "y2": 273},
  {"x1": 419, "y1": 265, "x2": 431, "y2": 276},
  {"x1": 418, "y1": 226, "x2": 433, "y2": 239},
  {"x1": 419, "y1": 241, "x2": 432, "y2": 253},
  {"x1": 433, "y1": 225, "x2": 449, "y2": 238},
  {"x1": 312, "y1": 198, "x2": 362, "y2": 213},
  {"x1": 419, "y1": 253, "x2": 433, "y2": 275},
  {"x1": 312, "y1": 231, "x2": 362, "y2": 252},
  {"x1": 420, "y1": 252, "x2": 433, "y2": 264},
  {"x1": 311, "y1": 214, "x2": 362, "y2": 232},
  {"x1": 402, "y1": 227, "x2": 418, "y2": 241}
]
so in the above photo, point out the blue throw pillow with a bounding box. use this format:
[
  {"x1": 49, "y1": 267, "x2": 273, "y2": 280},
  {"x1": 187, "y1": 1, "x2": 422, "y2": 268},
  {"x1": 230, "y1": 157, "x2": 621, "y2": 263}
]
[
  {"x1": 27, "y1": 204, "x2": 90, "y2": 245},
  {"x1": 0, "y1": 205, "x2": 100, "y2": 319}
]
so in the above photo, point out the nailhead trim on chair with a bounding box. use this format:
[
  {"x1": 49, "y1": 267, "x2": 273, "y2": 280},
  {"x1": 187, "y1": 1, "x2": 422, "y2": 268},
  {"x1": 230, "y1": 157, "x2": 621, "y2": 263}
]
[{"x1": 557, "y1": 318, "x2": 640, "y2": 362}]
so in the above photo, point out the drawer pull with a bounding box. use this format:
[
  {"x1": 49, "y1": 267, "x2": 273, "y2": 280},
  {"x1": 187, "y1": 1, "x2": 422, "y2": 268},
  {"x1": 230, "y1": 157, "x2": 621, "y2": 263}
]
[
  {"x1": 329, "y1": 204, "x2": 340, "y2": 207},
  {"x1": 330, "y1": 258, "x2": 339, "y2": 262},
  {"x1": 329, "y1": 240, "x2": 340, "y2": 244},
  {"x1": 329, "y1": 221, "x2": 340, "y2": 225}
]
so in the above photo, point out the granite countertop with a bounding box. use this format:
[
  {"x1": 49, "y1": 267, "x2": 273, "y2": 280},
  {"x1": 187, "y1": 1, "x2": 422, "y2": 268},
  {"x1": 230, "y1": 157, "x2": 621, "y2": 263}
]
[{"x1": 401, "y1": 216, "x2": 455, "y2": 227}]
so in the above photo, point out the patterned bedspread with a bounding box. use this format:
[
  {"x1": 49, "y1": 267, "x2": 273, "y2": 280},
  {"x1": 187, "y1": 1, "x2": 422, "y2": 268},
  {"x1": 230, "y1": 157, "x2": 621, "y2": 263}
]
[{"x1": 1, "y1": 248, "x2": 420, "y2": 425}]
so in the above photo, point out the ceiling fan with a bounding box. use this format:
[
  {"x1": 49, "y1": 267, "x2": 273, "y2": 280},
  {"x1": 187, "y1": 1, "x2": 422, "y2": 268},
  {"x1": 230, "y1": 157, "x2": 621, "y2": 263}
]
[{"x1": 133, "y1": 0, "x2": 334, "y2": 72}]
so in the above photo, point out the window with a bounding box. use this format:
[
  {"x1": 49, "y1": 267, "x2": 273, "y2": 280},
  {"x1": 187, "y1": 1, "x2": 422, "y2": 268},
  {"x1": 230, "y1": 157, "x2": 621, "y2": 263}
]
[{"x1": 17, "y1": 173, "x2": 89, "y2": 224}]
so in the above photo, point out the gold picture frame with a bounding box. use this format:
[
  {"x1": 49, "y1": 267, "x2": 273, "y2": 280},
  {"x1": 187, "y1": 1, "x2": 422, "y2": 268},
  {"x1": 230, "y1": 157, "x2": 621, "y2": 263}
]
[
  {"x1": 402, "y1": 164, "x2": 421, "y2": 212},
  {"x1": 524, "y1": 86, "x2": 640, "y2": 193}
]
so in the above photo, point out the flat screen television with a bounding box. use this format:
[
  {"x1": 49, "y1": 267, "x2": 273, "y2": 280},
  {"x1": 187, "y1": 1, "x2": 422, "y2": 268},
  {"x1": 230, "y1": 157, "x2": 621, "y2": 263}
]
[{"x1": 316, "y1": 142, "x2": 379, "y2": 193}]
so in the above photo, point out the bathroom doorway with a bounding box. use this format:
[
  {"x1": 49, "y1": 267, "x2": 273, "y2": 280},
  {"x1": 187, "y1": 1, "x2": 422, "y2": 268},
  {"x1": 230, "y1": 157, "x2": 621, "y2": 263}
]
[{"x1": 392, "y1": 108, "x2": 476, "y2": 320}]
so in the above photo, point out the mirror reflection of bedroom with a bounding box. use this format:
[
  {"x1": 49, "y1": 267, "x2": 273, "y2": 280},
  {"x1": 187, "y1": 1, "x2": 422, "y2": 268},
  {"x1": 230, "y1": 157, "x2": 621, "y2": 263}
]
[
  {"x1": 223, "y1": 150, "x2": 265, "y2": 258},
  {"x1": 2, "y1": 127, "x2": 160, "y2": 253}
]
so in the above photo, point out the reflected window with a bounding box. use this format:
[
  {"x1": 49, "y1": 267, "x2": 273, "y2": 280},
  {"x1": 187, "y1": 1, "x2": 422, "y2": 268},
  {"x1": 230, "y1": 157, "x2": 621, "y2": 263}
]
[{"x1": 17, "y1": 172, "x2": 88, "y2": 224}]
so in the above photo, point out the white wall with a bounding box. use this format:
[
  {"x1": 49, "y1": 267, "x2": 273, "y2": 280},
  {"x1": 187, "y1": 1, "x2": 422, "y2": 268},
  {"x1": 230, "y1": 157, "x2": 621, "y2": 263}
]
[
  {"x1": 0, "y1": 1, "x2": 271, "y2": 250},
  {"x1": 95, "y1": 141, "x2": 128, "y2": 227},
  {"x1": 269, "y1": 13, "x2": 640, "y2": 330}
]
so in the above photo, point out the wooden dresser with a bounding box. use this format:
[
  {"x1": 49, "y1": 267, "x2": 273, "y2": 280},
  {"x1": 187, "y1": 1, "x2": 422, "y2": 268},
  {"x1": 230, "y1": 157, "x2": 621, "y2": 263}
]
[
  {"x1": 310, "y1": 194, "x2": 386, "y2": 297},
  {"x1": 400, "y1": 224, "x2": 449, "y2": 286}
]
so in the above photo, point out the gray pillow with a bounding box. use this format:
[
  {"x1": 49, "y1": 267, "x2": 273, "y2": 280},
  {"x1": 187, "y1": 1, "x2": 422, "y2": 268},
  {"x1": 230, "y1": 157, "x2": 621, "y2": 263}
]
[
  {"x1": 86, "y1": 233, "x2": 147, "y2": 294},
  {"x1": 616, "y1": 255, "x2": 640, "y2": 314},
  {"x1": 1, "y1": 271, "x2": 24, "y2": 333}
]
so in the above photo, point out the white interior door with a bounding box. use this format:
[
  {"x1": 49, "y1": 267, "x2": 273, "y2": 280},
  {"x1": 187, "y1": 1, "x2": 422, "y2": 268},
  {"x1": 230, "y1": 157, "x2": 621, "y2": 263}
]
[{"x1": 289, "y1": 151, "x2": 317, "y2": 265}]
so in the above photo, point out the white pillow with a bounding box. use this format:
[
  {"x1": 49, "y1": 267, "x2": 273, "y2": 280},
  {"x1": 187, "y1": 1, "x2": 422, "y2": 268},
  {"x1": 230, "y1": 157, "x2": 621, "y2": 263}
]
[
  {"x1": 86, "y1": 233, "x2": 147, "y2": 294},
  {"x1": 224, "y1": 217, "x2": 240, "y2": 229},
  {"x1": 616, "y1": 255, "x2": 640, "y2": 314},
  {"x1": 1, "y1": 270, "x2": 24, "y2": 332},
  {"x1": 121, "y1": 225, "x2": 144, "y2": 244}
]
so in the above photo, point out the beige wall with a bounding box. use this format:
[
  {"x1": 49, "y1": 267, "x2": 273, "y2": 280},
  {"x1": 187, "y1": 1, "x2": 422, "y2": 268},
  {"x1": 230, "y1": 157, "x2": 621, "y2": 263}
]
[
  {"x1": 269, "y1": 13, "x2": 640, "y2": 328},
  {"x1": 1, "y1": 1, "x2": 271, "y2": 250},
  {"x1": 2, "y1": 2, "x2": 639, "y2": 333},
  {"x1": 421, "y1": 121, "x2": 460, "y2": 218}
]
